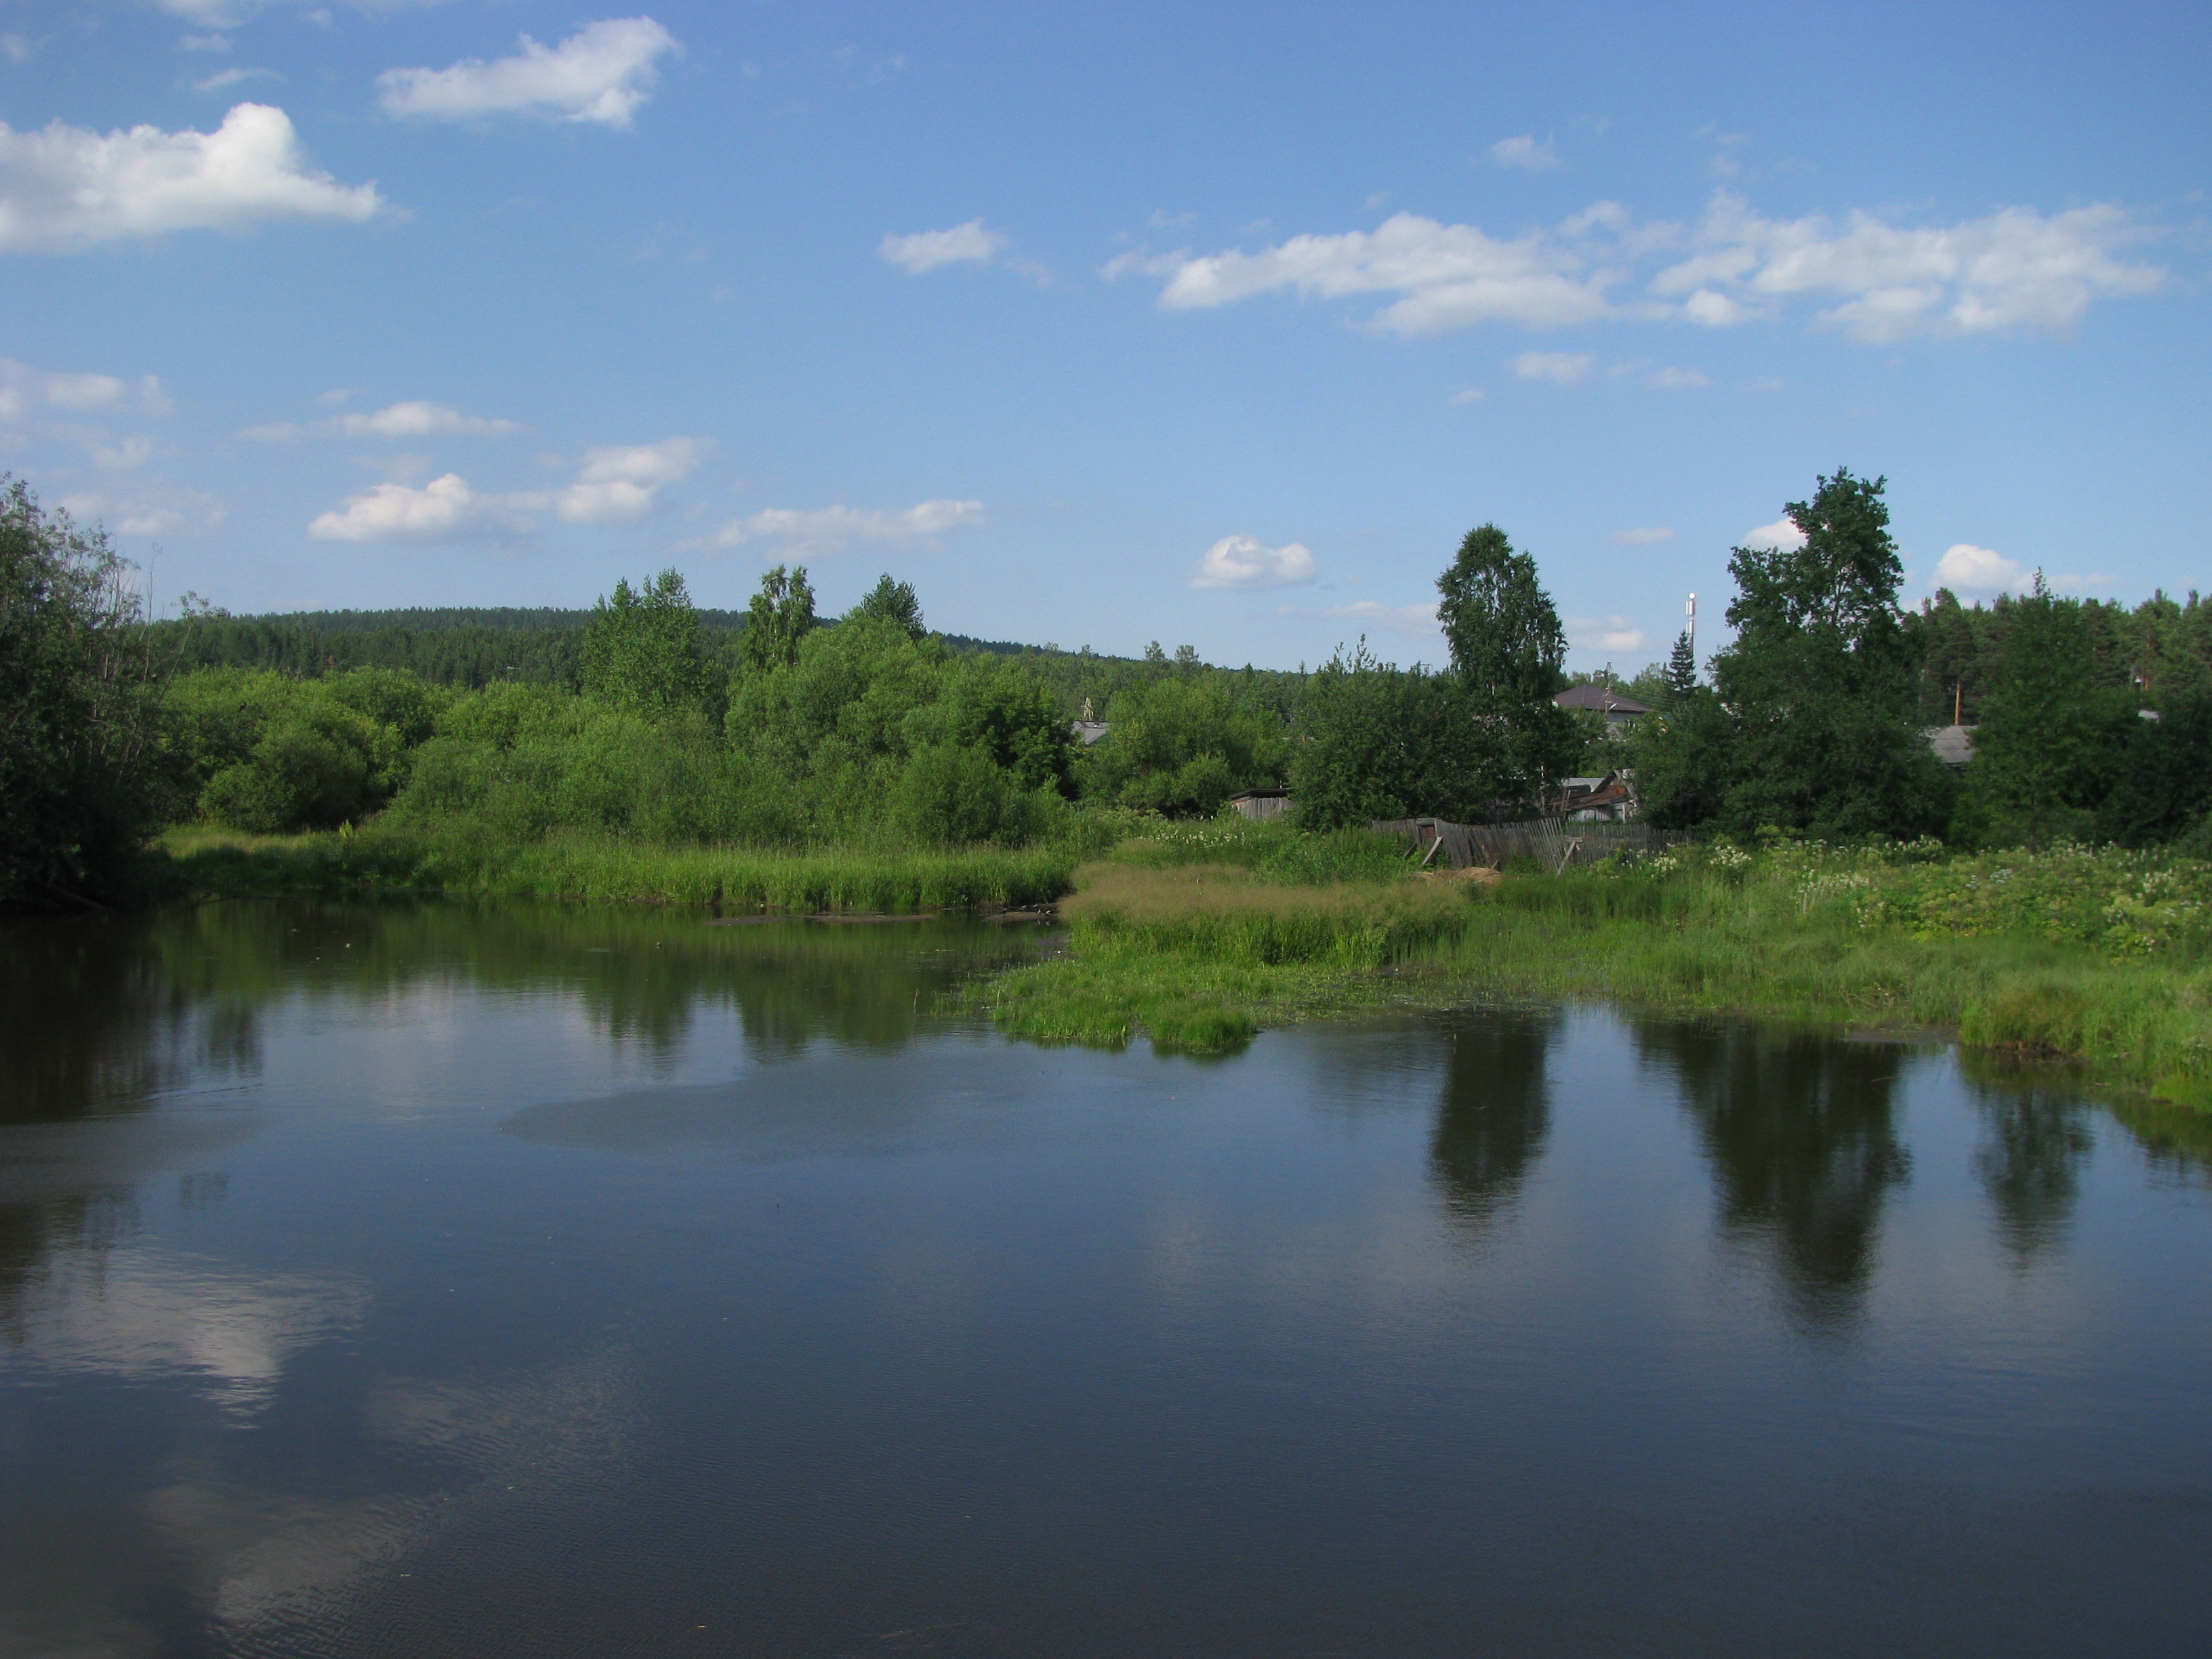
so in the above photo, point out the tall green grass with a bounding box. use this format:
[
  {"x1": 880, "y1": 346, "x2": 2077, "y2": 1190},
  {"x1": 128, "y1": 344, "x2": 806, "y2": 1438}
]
[
  {"x1": 152, "y1": 824, "x2": 1076, "y2": 912},
  {"x1": 978, "y1": 842, "x2": 2212, "y2": 1102}
]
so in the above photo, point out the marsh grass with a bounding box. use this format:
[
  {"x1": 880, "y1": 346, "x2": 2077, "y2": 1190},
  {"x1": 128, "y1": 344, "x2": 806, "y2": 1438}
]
[
  {"x1": 980, "y1": 847, "x2": 2212, "y2": 1101},
  {"x1": 152, "y1": 824, "x2": 1076, "y2": 912}
]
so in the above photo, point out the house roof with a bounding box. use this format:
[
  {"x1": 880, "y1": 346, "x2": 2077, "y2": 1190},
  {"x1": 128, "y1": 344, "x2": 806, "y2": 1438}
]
[
  {"x1": 1554, "y1": 684, "x2": 1652, "y2": 715},
  {"x1": 1927, "y1": 724, "x2": 1976, "y2": 767}
]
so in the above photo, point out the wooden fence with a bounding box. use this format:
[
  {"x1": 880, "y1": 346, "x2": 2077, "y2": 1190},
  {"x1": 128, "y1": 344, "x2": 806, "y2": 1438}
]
[{"x1": 1369, "y1": 817, "x2": 1692, "y2": 872}]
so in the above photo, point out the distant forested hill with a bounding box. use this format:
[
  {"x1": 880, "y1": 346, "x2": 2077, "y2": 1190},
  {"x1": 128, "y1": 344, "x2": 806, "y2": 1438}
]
[{"x1": 146, "y1": 606, "x2": 1309, "y2": 714}]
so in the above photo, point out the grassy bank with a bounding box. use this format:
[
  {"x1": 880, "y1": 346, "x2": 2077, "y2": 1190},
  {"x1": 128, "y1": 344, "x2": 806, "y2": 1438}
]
[
  {"x1": 150, "y1": 825, "x2": 1078, "y2": 912},
  {"x1": 973, "y1": 834, "x2": 2212, "y2": 1106}
]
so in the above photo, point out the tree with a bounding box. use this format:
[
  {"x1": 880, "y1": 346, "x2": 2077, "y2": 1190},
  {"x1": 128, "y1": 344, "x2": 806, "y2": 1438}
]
[
  {"x1": 1703, "y1": 469, "x2": 1952, "y2": 838},
  {"x1": 1435, "y1": 524, "x2": 1578, "y2": 808},
  {"x1": 1289, "y1": 641, "x2": 1492, "y2": 828},
  {"x1": 847, "y1": 573, "x2": 924, "y2": 640},
  {"x1": 738, "y1": 564, "x2": 818, "y2": 675},
  {"x1": 580, "y1": 569, "x2": 710, "y2": 718},
  {"x1": 0, "y1": 478, "x2": 164, "y2": 905},
  {"x1": 1082, "y1": 674, "x2": 1285, "y2": 817},
  {"x1": 1964, "y1": 575, "x2": 2134, "y2": 849},
  {"x1": 1663, "y1": 629, "x2": 1698, "y2": 707}
]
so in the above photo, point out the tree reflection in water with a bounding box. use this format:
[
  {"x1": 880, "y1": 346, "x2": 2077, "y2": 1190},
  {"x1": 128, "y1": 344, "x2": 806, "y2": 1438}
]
[
  {"x1": 1428, "y1": 1011, "x2": 1557, "y2": 1240},
  {"x1": 1637, "y1": 1023, "x2": 1911, "y2": 1334},
  {"x1": 1959, "y1": 1054, "x2": 2097, "y2": 1267}
]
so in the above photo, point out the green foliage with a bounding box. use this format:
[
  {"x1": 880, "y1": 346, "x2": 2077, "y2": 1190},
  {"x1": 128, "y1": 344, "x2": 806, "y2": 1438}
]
[
  {"x1": 2096, "y1": 695, "x2": 2212, "y2": 848},
  {"x1": 579, "y1": 569, "x2": 712, "y2": 719},
  {"x1": 1642, "y1": 470, "x2": 1953, "y2": 839},
  {"x1": 1433, "y1": 523, "x2": 1578, "y2": 807},
  {"x1": 161, "y1": 667, "x2": 449, "y2": 834},
  {"x1": 0, "y1": 478, "x2": 165, "y2": 905},
  {"x1": 1959, "y1": 575, "x2": 2139, "y2": 850},
  {"x1": 1288, "y1": 640, "x2": 1493, "y2": 827},
  {"x1": 893, "y1": 743, "x2": 1061, "y2": 846},
  {"x1": 1081, "y1": 672, "x2": 1286, "y2": 816},
  {"x1": 1105, "y1": 816, "x2": 1414, "y2": 884},
  {"x1": 846, "y1": 572, "x2": 926, "y2": 640},
  {"x1": 738, "y1": 564, "x2": 819, "y2": 676}
]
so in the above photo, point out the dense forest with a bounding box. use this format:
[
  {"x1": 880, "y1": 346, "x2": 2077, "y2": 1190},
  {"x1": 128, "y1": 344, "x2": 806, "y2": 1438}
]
[{"x1": 6, "y1": 467, "x2": 2211, "y2": 909}]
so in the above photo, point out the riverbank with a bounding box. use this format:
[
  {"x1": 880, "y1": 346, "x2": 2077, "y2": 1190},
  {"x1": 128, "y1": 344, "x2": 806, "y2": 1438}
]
[
  {"x1": 972, "y1": 838, "x2": 2212, "y2": 1109},
  {"x1": 149, "y1": 825, "x2": 1076, "y2": 913}
]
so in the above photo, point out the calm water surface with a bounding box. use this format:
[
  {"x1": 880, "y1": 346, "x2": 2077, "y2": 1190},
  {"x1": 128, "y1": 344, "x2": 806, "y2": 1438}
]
[{"x1": 3, "y1": 901, "x2": 2209, "y2": 1658}]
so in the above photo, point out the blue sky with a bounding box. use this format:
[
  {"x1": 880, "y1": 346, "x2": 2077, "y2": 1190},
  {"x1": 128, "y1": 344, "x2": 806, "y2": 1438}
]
[{"x1": 2, "y1": 1, "x2": 2205, "y2": 670}]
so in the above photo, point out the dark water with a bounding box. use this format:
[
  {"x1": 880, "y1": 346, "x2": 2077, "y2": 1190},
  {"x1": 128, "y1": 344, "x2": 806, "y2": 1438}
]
[{"x1": 4, "y1": 903, "x2": 2210, "y2": 1658}]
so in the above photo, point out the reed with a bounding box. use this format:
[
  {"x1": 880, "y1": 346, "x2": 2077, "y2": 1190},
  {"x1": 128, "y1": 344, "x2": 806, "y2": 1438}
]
[{"x1": 150, "y1": 824, "x2": 1077, "y2": 912}]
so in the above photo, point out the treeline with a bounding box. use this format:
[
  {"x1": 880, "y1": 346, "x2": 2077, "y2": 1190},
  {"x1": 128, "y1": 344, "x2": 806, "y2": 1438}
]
[
  {"x1": 148, "y1": 603, "x2": 1307, "y2": 718},
  {"x1": 10, "y1": 462, "x2": 2212, "y2": 912},
  {"x1": 1628, "y1": 470, "x2": 2212, "y2": 851}
]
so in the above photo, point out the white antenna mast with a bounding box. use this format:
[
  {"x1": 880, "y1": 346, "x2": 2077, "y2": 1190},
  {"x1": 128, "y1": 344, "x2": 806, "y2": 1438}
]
[{"x1": 1685, "y1": 592, "x2": 1697, "y2": 676}]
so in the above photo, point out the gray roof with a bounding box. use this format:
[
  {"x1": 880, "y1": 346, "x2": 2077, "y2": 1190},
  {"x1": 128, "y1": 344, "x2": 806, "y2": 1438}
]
[
  {"x1": 1927, "y1": 724, "x2": 1976, "y2": 767},
  {"x1": 1554, "y1": 684, "x2": 1652, "y2": 715}
]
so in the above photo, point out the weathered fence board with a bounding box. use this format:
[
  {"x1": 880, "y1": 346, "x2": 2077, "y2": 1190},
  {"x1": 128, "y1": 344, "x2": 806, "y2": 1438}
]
[{"x1": 1370, "y1": 817, "x2": 1691, "y2": 872}]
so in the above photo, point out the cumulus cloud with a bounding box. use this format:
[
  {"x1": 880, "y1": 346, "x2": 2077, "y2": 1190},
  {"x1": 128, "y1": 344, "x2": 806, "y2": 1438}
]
[
  {"x1": 1120, "y1": 191, "x2": 2166, "y2": 344},
  {"x1": 1568, "y1": 615, "x2": 1647, "y2": 652},
  {"x1": 377, "y1": 18, "x2": 680, "y2": 129},
  {"x1": 1610, "y1": 527, "x2": 1675, "y2": 546},
  {"x1": 878, "y1": 219, "x2": 1009, "y2": 274},
  {"x1": 193, "y1": 67, "x2": 284, "y2": 94},
  {"x1": 309, "y1": 473, "x2": 479, "y2": 541},
  {"x1": 1644, "y1": 365, "x2": 1708, "y2": 388},
  {"x1": 1653, "y1": 191, "x2": 2167, "y2": 342},
  {"x1": 1513, "y1": 350, "x2": 1594, "y2": 384},
  {"x1": 1141, "y1": 211, "x2": 1618, "y2": 334},
  {"x1": 712, "y1": 498, "x2": 985, "y2": 554},
  {"x1": 304, "y1": 436, "x2": 705, "y2": 540},
  {"x1": 1933, "y1": 542, "x2": 2029, "y2": 594},
  {"x1": 1488, "y1": 135, "x2": 1561, "y2": 171},
  {"x1": 553, "y1": 436, "x2": 704, "y2": 523},
  {"x1": 1448, "y1": 388, "x2": 1486, "y2": 404},
  {"x1": 0, "y1": 103, "x2": 384, "y2": 252},
  {"x1": 0, "y1": 357, "x2": 169, "y2": 419},
  {"x1": 335, "y1": 400, "x2": 520, "y2": 438},
  {"x1": 1190, "y1": 534, "x2": 1316, "y2": 590},
  {"x1": 1742, "y1": 516, "x2": 1807, "y2": 551}
]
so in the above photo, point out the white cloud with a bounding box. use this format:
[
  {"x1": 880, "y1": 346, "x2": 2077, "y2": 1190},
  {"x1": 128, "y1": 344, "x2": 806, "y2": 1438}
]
[
  {"x1": 193, "y1": 66, "x2": 283, "y2": 94},
  {"x1": 1, "y1": 34, "x2": 35, "y2": 64},
  {"x1": 1488, "y1": 135, "x2": 1561, "y2": 171},
  {"x1": 1652, "y1": 191, "x2": 2167, "y2": 342},
  {"x1": 1568, "y1": 615, "x2": 1647, "y2": 652},
  {"x1": 1448, "y1": 388, "x2": 1486, "y2": 404},
  {"x1": 553, "y1": 436, "x2": 703, "y2": 523},
  {"x1": 377, "y1": 18, "x2": 680, "y2": 129},
  {"x1": 336, "y1": 400, "x2": 520, "y2": 438},
  {"x1": 1320, "y1": 600, "x2": 1441, "y2": 638},
  {"x1": 1932, "y1": 542, "x2": 2028, "y2": 594},
  {"x1": 0, "y1": 357, "x2": 169, "y2": 419},
  {"x1": 1742, "y1": 517, "x2": 1807, "y2": 551},
  {"x1": 1190, "y1": 534, "x2": 1317, "y2": 590},
  {"x1": 58, "y1": 485, "x2": 225, "y2": 537},
  {"x1": 1514, "y1": 350, "x2": 1594, "y2": 384},
  {"x1": 309, "y1": 473, "x2": 479, "y2": 541},
  {"x1": 241, "y1": 422, "x2": 302, "y2": 441},
  {"x1": 712, "y1": 498, "x2": 985, "y2": 554},
  {"x1": 1610, "y1": 527, "x2": 1676, "y2": 545},
  {"x1": 878, "y1": 219, "x2": 1007, "y2": 274},
  {"x1": 0, "y1": 103, "x2": 384, "y2": 252},
  {"x1": 306, "y1": 436, "x2": 705, "y2": 539},
  {"x1": 1644, "y1": 365, "x2": 1708, "y2": 388},
  {"x1": 1124, "y1": 191, "x2": 2166, "y2": 345},
  {"x1": 1148, "y1": 211, "x2": 1618, "y2": 335}
]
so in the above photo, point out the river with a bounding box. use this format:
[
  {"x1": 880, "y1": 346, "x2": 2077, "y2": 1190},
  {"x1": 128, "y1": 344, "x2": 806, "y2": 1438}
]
[{"x1": 3, "y1": 901, "x2": 2209, "y2": 1656}]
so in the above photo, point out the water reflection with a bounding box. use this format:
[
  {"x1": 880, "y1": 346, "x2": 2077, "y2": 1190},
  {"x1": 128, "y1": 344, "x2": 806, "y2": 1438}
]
[
  {"x1": 1963, "y1": 1067, "x2": 2097, "y2": 1266},
  {"x1": 1637, "y1": 1023, "x2": 1912, "y2": 1332},
  {"x1": 1429, "y1": 1012, "x2": 1556, "y2": 1237}
]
